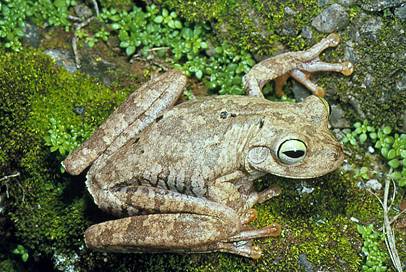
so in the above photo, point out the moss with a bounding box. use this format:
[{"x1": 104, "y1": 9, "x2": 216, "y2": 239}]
[
  {"x1": 317, "y1": 14, "x2": 406, "y2": 129},
  {"x1": 0, "y1": 259, "x2": 18, "y2": 272},
  {"x1": 154, "y1": 0, "x2": 322, "y2": 55},
  {"x1": 0, "y1": 49, "x2": 129, "y2": 264},
  {"x1": 99, "y1": 0, "x2": 134, "y2": 10}
]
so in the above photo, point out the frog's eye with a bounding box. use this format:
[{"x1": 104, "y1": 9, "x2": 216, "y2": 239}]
[{"x1": 277, "y1": 139, "x2": 307, "y2": 165}]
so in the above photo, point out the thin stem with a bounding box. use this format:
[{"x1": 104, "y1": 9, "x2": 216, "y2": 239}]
[
  {"x1": 91, "y1": 0, "x2": 99, "y2": 16},
  {"x1": 382, "y1": 176, "x2": 403, "y2": 272},
  {"x1": 0, "y1": 173, "x2": 20, "y2": 182}
]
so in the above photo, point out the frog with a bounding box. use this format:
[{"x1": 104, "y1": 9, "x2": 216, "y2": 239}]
[{"x1": 62, "y1": 33, "x2": 352, "y2": 259}]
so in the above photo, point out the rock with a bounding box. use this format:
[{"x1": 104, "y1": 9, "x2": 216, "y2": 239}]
[
  {"x1": 298, "y1": 254, "x2": 314, "y2": 272},
  {"x1": 344, "y1": 41, "x2": 357, "y2": 63},
  {"x1": 336, "y1": 0, "x2": 356, "y2": 7},
  {"x1": 348, "y1": 95, "x2": 366, "y2": 119},
  {"x1": 74, "y1": 3, "x2": 93, "y2": 19},
  {"x1": 363, "y1": 73, "x2": 374, "y2": 88},
  {"x1": 284, "y1": 6, "x2": 297, "y2": 15},
  {"x1": 301, "y1": 26, "x2": 313, "y2": 41},
  {"x1": 330, "y1": 104, "x2": 351, "y2": 128},
  {"x1": 394, "y1": 69, "x2": 406, "y2": 91},
  {"x1": 277, "y1": 8, "x2": 300, "y2": 37},
  {"x1": 318, "y1": 0, "x2": 355, "y2": 7},
  {"x1": 365, "y1": 179, "x2": 383, "y2": 191},
  {"x1": 311, "y1": 4, "x2": 349, "y2": 33},
  {"x1": 297, "y1": 182, "x2": 315, "y2": 194},
  {"x1": 23, "y1": 22, "x2": 42, "y2": 48},
  {"x1": 359, "y1": 16, "x2": 383, "y2": 41},
  {"x1": 73, "y1": 106, "x2": 85, "y2": 116},
  {"x1": 395, "y1": 4, "x2": 406, "y2": 20},
  {"x1": 278, "y1": 19, "x2": 299, "y2": 36},
  {"x1": 44, "y1": 49, "x2": 78, "y2": 73},
  {"x1": 361, "y1": 0, "x2": 405, "y2": 11},
  {"x1": 292, "y1": 81, "x2": 310, "y2": 101}
]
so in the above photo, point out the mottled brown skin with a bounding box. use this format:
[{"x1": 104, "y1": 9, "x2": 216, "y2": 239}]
[{"x1": 63, "y1": 34, "x2": 352, "y2": 259}]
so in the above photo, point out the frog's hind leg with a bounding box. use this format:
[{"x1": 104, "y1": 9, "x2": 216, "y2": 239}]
[
  {"x1": 63, "y1": 70, "x2": 187, "y2": 175},
  {"x1": 84, "y1": 214, "x2": 275, "y2": 259},
  {"x1": 84, "y1": 214, "x2": 239, "y2": 254}
]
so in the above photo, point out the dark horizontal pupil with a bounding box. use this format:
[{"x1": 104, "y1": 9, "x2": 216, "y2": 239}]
[{"x1": 283, "y1": 150, "x2": 305, "y2": 158}]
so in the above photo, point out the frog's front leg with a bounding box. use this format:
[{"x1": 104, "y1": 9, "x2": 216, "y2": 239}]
[
  {"x1": 243, "y1": 33, "x2": 353, "y2": 97},
  {"x1": 63, "y1": 70, "x2": 187, "y2": 175}
]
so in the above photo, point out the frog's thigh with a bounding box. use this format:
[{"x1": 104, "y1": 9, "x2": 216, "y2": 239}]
[
  {"x1": 97, "y1": 185, "x2": 241, "y2": 227},
  {"x1": 84, "y1": 213, "x2": 235, "y2": 252},
  {"x1": 63, "y1": 70, "x2": 187, "y2": 175}
]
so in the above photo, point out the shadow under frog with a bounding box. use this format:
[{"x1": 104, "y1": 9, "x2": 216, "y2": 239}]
[{"x1": 63, "y1": 34, "x2": 352, "y2": 259}]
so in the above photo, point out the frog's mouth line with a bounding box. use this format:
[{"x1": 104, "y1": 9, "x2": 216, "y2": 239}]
[{"x1": 268, "y1": 150, "x2": 344, "y2": 179}]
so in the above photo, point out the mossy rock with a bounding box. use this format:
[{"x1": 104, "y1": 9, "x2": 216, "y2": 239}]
[
  {"x1": 154, "y1": 0, "x2": 323, "y2": 55},
  {"x1": 0, "y1": 47, "x2": 397, "y2": 270},
  {"x1": 0, "y1": 48, "x2": 129, "y2": 267}
]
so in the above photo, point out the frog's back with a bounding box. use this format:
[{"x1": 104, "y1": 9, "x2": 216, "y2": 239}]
[{"x1": 89, "y1": 96, "x2": 271, "y2": 198}]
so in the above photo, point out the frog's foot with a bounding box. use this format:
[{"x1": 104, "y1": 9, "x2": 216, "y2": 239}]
[
  {"x1": 240, "y1": 208, "x2": 257, "y2": 225},
  {"x1": 215, "y1": 224, "x2": 281, "y2": 259},
  {"x1": 243, "y1": 33, "x2": 353, "y2": 97},
  {"x1": 257, "y1": 185, "x2": 282, "y2": 204},
  {"x1": 227, "y1": 223, "x2": 281, "y2": 242},
  {"x1": 217, "y1": 240, "x2": 263, "y2": 259},
  {"x1": 288, "y1": 60, "x2": 354, "y2": 97}
]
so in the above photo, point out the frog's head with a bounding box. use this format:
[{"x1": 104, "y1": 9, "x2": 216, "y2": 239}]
[{"x1": 244, "y1": 95, "x2": 344, "y2": 179}]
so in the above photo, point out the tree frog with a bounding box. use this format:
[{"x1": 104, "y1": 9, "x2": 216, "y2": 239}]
[{"x1": 63, "y1": 33, "x2": 352, "y2": 259}]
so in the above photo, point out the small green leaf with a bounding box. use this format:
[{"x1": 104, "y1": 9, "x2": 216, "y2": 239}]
[
  {"x1": 120, "y1": 41, "x2": 129, "y2": 48},
  {"x1": 126, "y1": 46, "x2": 136, "y2": 56},
  {"x1": 387, "y1": 149, "x2": 396, "y2": 160},
  {"x1": 381, "y1": 147, "x2": 389, "y2": 158},
  {"x1": 174, "y1": 20, "x2": 182, "y2": 29},
  {"x1": 388, "y1": 159, "x2": 400, "y2": 169},
  {"x1": 22, "y1": 253, "x2": 28, "y2": 262},
  {"x1": 153, "y1": 15, "x2": 163, "y2": 23},
  {"x1": 111, "y1": 23, "x2": 120, "y2": 30},
  {"x1": 382, "y1": 126, "x2": 392, "y2": 134},
  {"x1": 390, "y1": 171, "x2": 402, "y2": 180},
  {"x1": 356, "y1": 224, "x2": 365, "y2": 235},
  {"x1": 195, "y1": 70, "x2": 203, "y2": 79},
  {"x1": 384, "y1": 136, "x2": 394, "y2": 144},
  {"x1": 399, "y1": 177, "x2": 406, "y2": 187},
  {"x1": 400, "y1": 150, "x2": 406, "y2": 158},
  {"x1": 110, "y1": 15, "x2": 121, "y2": 22},
  {"x1": 359, "y1": 133, "x2": 367, "y2": 144}
]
